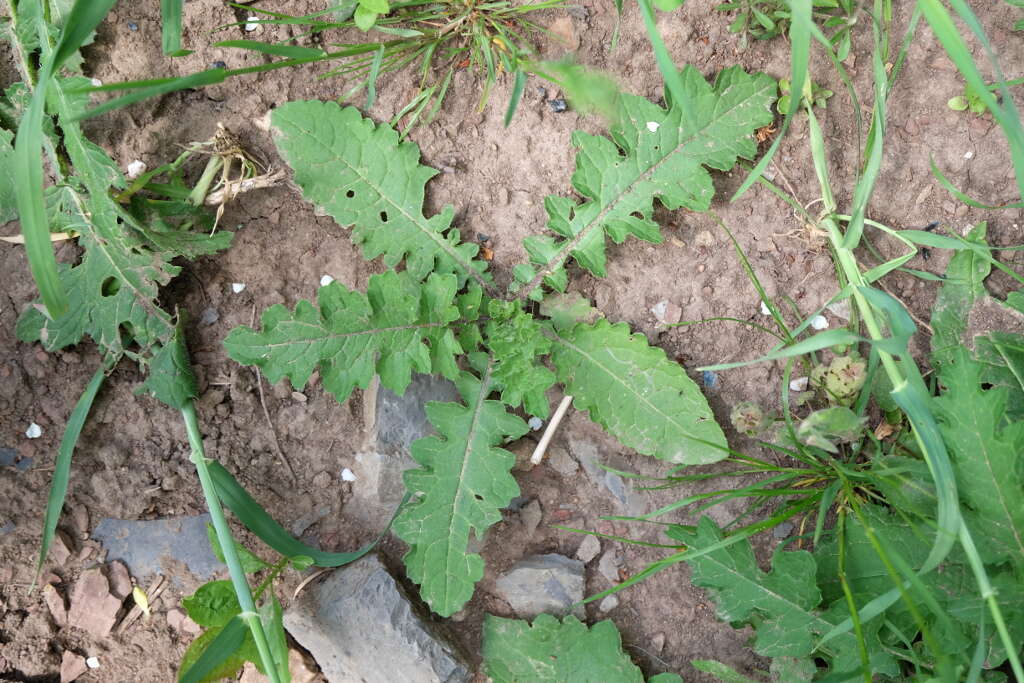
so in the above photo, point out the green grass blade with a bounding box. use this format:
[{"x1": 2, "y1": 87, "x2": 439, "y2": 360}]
[
  {"x1": 730, "y1": 0, "x2": 810, "y2": 201},
  {"x1": 366, "y1": 44, "x2": 384, "y2": 109},
  {"x1": 161, "y1": 0, "x2": 191, "y2": 56},
  {"x1": 213, "y1": 39, "x2": 325, "y2": 59},
  {"x1": 35, "y1": 365, "x2": 106, "y2": 579},
  {"x1": 209, "y1": 461, "x2": 405, "y2": 565},
  {"x1": 503, "y1": 68, "x2": 527, "y2": 127},
  {"x1": 929, "y1": 157, "x2": 1024, "y2": 209},
  {"x1": 78, "y1": 69, "x2": 229, "y2": 120},
  {"x1": 636, "y1": 0, "x2": 687, "y2": 125},
  {"x1": 919, "y1": 0, "x2": 1024, "y2": 202}
]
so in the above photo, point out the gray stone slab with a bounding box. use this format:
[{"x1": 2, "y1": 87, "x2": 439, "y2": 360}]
[
  {"x1": 376, "y1": 374, "x2": 460, "y2": 452},
  {"x1": 284, "y1": 554, "x2": 471, "y2": 683},
  {"x1": 494, "y1": 553, "x2": 584, "y2": 620},
  {"x1": 91, "y1": 515, "x2": 220, "y2": 581}
]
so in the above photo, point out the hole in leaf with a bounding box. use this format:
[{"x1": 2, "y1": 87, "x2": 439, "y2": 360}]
[
  {"x1": 101, "y1": 276, "x2": 121, "y2": 297},
  {"x1": 474, "y1": 494, "x2": 484, "y2": 501},
  {"x1": 379, "y1": 211, "x2": 388, "y2": 223},
  {"x1": 346, "y1": 189, "x2": 355, "y2": 198}
]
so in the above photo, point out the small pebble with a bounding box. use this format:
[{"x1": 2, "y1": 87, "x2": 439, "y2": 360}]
[
  {"x1": 90, "y1": 78, "x2": 102, "y2": 87},
  {"x1": 528, "y1": 416, "x2": 544, "y2": 431},
  {"x1": 340, "y1": 467, "x2": 357, "y2": 482},
  {"x1": 231, "y1": 283, "x2": 246, "y2": 294},
  {"x1": 789, "y1": 377, "x2": 809, "y2": 392},
  {"x1": 244, "y1": 17, "x2": 260, "y2": 31},
  {"x1": 760, "y1": 300, "x2": 772, "y2": 316},
  {"x1": 199, "y1": 307, "x2": 220, "y2": 326},
  {"x1": 701, "y1": 285, "x2": 713, "y2": 296},
  {"x1": 697, "y1": 263, "x2": 706, "y2": 273},
  {"x1": 477, "y1": 233, "x2": 491, "y2": 243},
  {"x1": 125, "y1": 160, "x2": 147, "y2": 180},
  {"x1": 212, "y1": 60, "x2": 227, "y2": 69},
  {"x1": 548, "y1": 99, "x2": 568, "y2": 113},
  {"x1": 291, "y1": 391, "x2": 307, "y2": 403},
  {"x1": 85, "y1": 657, "x2": 100, "y2": 669},
  {"x1": 536, "y1": 86, "x2": 548, "y2": 100},
  {"x1": 646, "y1": 121, "x2": 660, "y2": 132},
  {"x1": 599, "y1": 595, "x2": 620, "y2": 612},
  {"x1": 964, "y1": 150, "x2": 974, "y2": 160},
  {"x1": 810, "y1": 314, "x2": 829, "y2": 330},
  {"x1": 127, "y1": 21, "x2": 138, "y2": 31},
  {"x1": 772, "y1": 522, "x2": 794, "y2": 539},
  {"x1": 701, "y1": 371, "x2": 718, "y2": 390},
  {"x1": 25, "y1": 423, "x2": 42, "y2": 439},
  {"x1": 320, "y1": 274, "x2": 335, "y2": 287}
]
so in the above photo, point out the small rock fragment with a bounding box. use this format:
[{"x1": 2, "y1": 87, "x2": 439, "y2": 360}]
[
  {"x1": 320, "y1": 274, "x2": 335, "y2": 287},
  {"x1": 43, "y1": 584, "x2": 67, "y2": 626},
  {"x1": 107, "y1": 561, "x2": 132, "y2": 600},
  {"x1": 527, "y1": 416, "x2": 544, "y2": 431},
  {"x1": 549, "y1": 98, "x2": 568, "y2": 113},
  {"x1": 25, "y1": 422, "x2": 42, "y2": 439},
  {"x1": 520, "y1": 499, "x2": 543, "y2": 536},
  {"x1": 284, "y1": 555, "x2": 472, "y2": 683},
  {"x1": 650, "y1": 299, "x2": 682, "y2": 325},
  {"x1": 125, "y1": 160, "x2": 147, "y2": 180},
  {"x1": 68, "y1": 567, "x2": 123, "y2": 637},
  {"x1": 341, "y1": 467, "x2": 357, "y2": 482},
  {"x1": 546, "y1": 446, "x2": 578, "y2": 477},
  {"x1": 599, "y1": 595, "x2": 619, "y2": 612},
  {"x1": 789, "y1": 376, "x2": 809, "y2": 392},
  {"x1": 199, "y1": 307, "x2": 220, "y2": 326},
  {"x1": 127, "y1": 21, "x2": 138, "y2": 31},
  {"x1": 244, "y1": 16, "x2": 259, "y2": 31},
  {"x1": 772, "y1": 522, "x2": 794, "y2": 539},
  {"x1": 231, "y1": 282, "x2": 246, "y2": 294},
  {"x1": 575, "y1": 534, "x2": 601, "y2": 564},
  {"x1": 760, "y1": 300, "x2": 772, "y2": 316},
  {"x1": 50, "y1": 530, "x2": 73, "y2": 564},
  {"x1": 60, "y1": 652, "x2": 88, "y2": 683},
  {"x1": 291, "y1": 391, "x2": 307, "y2": 403},
  {"x1": 212, "y1": 60, "x2": 227, "y2": 69},
  {"x1": 810, "y1": 314, "x2": 829, "y2": 330},
  {"x1": 495, "y1": 554, "x2": 585, "y2": 619},
  {"x1": 85, "y1": 657, "x2": 100, "y2": 670},
  {"x1": 597, "y1": 551, "x2": 620, "y2": 583},
  {"x1": 651, "y1": 632, "x2": 666, "y2": 653}
]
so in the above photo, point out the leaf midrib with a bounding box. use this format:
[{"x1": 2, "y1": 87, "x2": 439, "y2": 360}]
[{"x1": 246, "y1": 319, "x2": 446, "y2": 352}]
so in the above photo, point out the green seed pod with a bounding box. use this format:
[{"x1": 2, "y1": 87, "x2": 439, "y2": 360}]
[
  {"x1": 731, "y1": 401, "x2": 766, "y2": 436},
  {"x1": 825, "y1": 355, "x2": 867, "y2": 406}
]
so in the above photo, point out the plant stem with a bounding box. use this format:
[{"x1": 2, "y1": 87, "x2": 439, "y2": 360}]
[
  {"x1": 181, "y1": 401, "x2": 283, "y2": 683},
  {"x1": 188, "y1": 155, "x2": 223, "y2": 207}
]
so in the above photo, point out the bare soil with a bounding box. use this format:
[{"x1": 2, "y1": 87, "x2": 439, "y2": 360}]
[{"x1": 2, "y1": 0, "x2": 1023, "y2": 681}]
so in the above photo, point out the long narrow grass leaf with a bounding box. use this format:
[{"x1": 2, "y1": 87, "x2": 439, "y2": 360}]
[
  {"x1": 35, "y1": 365, "x2": 106, "y2": 579},
  {"x1": 161, "y1": 0, "x2": 191, "y2": 56}
]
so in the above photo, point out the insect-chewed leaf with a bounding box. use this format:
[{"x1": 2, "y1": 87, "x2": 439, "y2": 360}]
[
  {"x1": 549, "y1": 319, "x2": 727, "y2": 464},
  {"x1": 392, "y1": 369, "x2": 529, "y2": 617},
  {"x1": 515, "y1": 65, "x2": 776, "y2": 296},
  {"x1": 482, "y1": 614, "x2": 679, "y2": 682},
  {"x1": 270, "y1": 101, "x2": 490, "y2": 289},
  {"x1": 933, "y1": 348, "x2": 1024, "y2": 568},
  {"x1": 224, "y1": 271, "x2": 462, "y2": 403}
]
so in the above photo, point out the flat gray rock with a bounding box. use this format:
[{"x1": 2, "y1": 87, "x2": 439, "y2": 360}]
[
  {"x1": 284, "y1": 555, "x2": 471, "y2": 683},
  {"x1": 375, "y1": 373, "x2": 460, "y2": 451},
  {"x1": 494, "y1": 554, "x2": 584, "y2": 619},
  {"x1": 92, "y1": 514, "x2": 219, "y2": 581}
]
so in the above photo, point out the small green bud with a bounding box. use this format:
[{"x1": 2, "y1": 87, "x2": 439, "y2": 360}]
[
  {"x1": 825, "y1": 355, "x2": 867, "y2": 406},
  {"x1": 731, "y1": 401, "x2": 766, "y2": 436}
]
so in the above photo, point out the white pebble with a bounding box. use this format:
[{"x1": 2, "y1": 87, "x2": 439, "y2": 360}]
[
  {"x1": 528, "y1": 416, "x2": 544, "y2": 431},
  {"x1": 85, "y1": 657, "x2": 100, "y2": 669},
  {"x1": 810, "y1": 314, "x2": 829, "y2": 330},
  {"x1": 231, "y1": 283, "x2": 246, "y2": 294},
  {"x1": 125, "y1": 160, "x2": 147, "y2": 180},
  {"x1": 646, "y1": 121, "x2": 660, "y2": 132},
  {"x1": 25, "y1": 422, "x2": 42, "y2": 439},
  {"x1": 244, "y1": 16, "x2": 259, "y2": 31},
  {"x1": 341, "y1": 467, "x2": 357, "y2": 482},
  {"x1": 789, "y1": 377, "x2": 809, "y2": 392},
  {"x1": 90, "y1": 78, "x2": 103, "y2": 87},
  {"x1": 760, "y1": 300, "x2": 771, "y2": 316},
  {"x1": 320, "y1": 274, "x2": 335, "y2": 287},
  {"x1": 964, "y1": 150, "x2": 974, "y2": 160}
]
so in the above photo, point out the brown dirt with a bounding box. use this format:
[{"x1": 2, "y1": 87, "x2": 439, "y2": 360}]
[{"x1": 2, "y1": 0, "x2": 1023, "y2": 681}]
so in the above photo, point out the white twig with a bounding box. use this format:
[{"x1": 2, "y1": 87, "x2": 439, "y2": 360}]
[{"x1": 530, "y1": 395, "x2": 573, "y2": 465}]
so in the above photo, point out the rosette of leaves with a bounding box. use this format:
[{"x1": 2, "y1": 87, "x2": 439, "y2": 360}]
[{"x1": 227, "y1": 64, "x2": 775, "y2": 616}]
